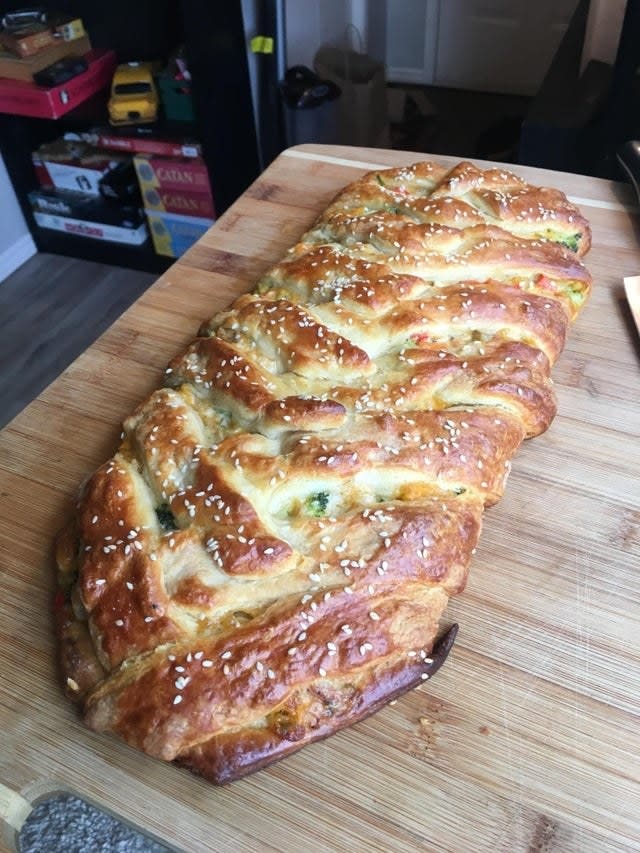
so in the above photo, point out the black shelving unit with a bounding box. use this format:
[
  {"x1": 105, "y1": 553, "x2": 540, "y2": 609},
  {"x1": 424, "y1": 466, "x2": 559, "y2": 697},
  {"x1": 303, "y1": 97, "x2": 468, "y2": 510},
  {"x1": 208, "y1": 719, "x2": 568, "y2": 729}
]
[{"x1": 0, "y1": 0, "x2": 261, "y2": 273}]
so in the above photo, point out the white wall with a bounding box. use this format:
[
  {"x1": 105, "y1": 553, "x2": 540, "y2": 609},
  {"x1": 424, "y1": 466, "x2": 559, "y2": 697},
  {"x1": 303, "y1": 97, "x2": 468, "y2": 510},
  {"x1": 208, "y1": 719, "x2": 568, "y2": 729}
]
[
  {"x1": 284, "y1": 0, "x2": 353, "y2": 68},
  {"x1": 581, "y1": 0, "x2": 627, "y2": 73},
  {"x1": 0, "y1": 154, "x2": 36, "y2": 282}
]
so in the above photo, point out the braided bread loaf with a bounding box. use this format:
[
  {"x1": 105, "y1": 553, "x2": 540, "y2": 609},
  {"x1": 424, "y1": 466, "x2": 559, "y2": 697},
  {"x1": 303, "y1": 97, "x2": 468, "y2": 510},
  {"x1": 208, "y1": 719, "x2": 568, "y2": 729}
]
[{"x1": 55, "y1": 159, "x2": 592, "y2": 784}]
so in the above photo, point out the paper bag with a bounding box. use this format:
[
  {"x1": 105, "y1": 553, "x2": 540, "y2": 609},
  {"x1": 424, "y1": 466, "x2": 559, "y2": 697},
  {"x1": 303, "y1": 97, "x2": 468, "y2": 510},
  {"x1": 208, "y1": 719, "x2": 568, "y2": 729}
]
[{"x1": 314, "y1": 28, "x2": 389, "y2": 148}]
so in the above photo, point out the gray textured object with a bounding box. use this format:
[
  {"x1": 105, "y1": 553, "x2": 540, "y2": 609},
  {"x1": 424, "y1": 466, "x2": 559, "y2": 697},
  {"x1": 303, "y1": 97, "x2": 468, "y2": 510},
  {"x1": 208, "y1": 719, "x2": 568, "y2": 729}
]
[{"x1": 19, "y1": 794, "x2": 172, "y2": 853}]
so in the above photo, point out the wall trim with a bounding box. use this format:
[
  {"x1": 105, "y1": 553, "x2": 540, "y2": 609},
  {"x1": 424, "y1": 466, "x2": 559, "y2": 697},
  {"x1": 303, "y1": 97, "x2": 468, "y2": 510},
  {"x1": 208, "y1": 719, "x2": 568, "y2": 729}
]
[{"x1": 0, "y1": 233, "x2": 37, "y2": 284}]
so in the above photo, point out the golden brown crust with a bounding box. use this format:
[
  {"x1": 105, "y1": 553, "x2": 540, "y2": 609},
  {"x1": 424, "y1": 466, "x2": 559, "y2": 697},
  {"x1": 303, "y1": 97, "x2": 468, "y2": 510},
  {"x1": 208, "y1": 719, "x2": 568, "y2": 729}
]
[
  {"x1": 314, "y1": 160, "x2": 591, "y2": 257},
  {"x1": 55, "y1": 159, "x2": 592, "y2": 784},
  {"x1": 176, "y1": 644, "x2": 451, "y2": 784}
]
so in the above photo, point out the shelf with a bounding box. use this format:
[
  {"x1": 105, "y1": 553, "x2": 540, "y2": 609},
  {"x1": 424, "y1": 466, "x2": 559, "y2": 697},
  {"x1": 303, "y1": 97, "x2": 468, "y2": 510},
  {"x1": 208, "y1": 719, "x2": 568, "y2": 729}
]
[
  {"x1": 0, "y1": 0, "x2": 260, "y2": 274},
  {"x1": 48, "y1": 88, "x2": 200, "y2": 138}
]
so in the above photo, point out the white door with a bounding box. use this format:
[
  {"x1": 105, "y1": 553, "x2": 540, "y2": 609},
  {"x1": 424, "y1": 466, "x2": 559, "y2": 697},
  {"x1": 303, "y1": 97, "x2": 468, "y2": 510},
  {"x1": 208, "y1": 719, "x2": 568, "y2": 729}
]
[
  {"x1": 385, "y1": 0, "x2": 580, "y2": 96},
  {"x1": 385, "y1": 0, "x2": 439, "y2": 85}
]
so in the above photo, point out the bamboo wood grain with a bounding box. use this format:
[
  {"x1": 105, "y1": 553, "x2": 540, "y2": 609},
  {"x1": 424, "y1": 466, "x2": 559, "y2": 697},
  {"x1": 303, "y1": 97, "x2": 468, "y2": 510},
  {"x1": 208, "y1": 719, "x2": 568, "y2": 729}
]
[{"x1": 1, "y1": 145, "x2": 639, "y2": 853}]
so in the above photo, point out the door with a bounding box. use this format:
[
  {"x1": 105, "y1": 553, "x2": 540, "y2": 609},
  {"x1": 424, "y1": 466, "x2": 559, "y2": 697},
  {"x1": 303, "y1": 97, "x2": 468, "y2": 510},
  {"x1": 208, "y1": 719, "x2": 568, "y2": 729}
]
[{"x1": 385, "y1": 0, "x2": 438, "y2": 84}]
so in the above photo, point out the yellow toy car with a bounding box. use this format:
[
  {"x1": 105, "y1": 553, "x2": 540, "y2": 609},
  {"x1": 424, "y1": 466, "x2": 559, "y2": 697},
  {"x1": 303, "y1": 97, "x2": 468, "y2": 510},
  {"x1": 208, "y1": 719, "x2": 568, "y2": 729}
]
[{"x1": 108, "y1": 62, "x2": 159, "y2": 126}]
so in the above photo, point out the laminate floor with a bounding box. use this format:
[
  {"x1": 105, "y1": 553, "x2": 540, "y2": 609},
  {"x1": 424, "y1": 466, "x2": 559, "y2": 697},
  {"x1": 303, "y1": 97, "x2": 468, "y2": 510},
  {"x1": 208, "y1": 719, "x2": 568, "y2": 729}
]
[{"x1": 0, "y1": 253, "x2": 157, "y2": 430}]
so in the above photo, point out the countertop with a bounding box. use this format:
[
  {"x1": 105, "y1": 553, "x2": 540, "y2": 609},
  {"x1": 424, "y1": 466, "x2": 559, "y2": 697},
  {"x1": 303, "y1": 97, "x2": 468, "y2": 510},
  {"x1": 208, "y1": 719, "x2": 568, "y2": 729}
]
[{"x1": 1, "y1": 145, "x2": 639, "y2": 852}]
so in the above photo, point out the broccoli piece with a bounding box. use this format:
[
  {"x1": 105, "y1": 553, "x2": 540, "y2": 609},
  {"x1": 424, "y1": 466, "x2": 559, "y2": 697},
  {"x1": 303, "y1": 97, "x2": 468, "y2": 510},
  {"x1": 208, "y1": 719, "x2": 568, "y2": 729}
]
[
  {"x1": 156, "y1": 503, "x2": 178, "y2": 531},
  {"x1": 567, "y1": 282, "x2": 586, "y2": 306},
  {"x1": 559, "y1": 232, "x2": 581, "y2": 253},
  {"x1": 305, "y1": 491, "x2": 330, "y2": 517}
]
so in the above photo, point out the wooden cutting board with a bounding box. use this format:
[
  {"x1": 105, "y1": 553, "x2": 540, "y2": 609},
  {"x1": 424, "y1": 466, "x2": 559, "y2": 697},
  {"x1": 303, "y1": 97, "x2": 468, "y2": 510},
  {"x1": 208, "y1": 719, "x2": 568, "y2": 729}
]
[{"x1": 1, "y1": 145, "x2": 639, "y2": 852}]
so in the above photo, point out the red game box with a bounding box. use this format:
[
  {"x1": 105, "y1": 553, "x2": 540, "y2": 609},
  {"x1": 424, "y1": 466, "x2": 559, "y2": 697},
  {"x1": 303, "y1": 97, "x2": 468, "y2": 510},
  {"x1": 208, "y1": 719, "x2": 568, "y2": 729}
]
[
  {"x1": 0, "y1": 33, "x2": 91, "y2": 82},
  {"x1": 78, "y1": 129, "x2": 202, "y2": 159},
  {"x1": 29, "y1": 187, "x2": 148, "y2": 245},
  {"x1": 140, "y1": 185, "x2": 215, "y2": 219},
  {"x1": 133, "y1": 153, "x2": 212, "y2": 193},
  {"x1": 32, "y1": 139, "x2": 127, "y2": 195},
  {"x1": 0, "y1": 49, "x2": 116, "y2": 119},
  {"x1": 0, "y1": 25, "x2": 56, "y2": 58}
]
